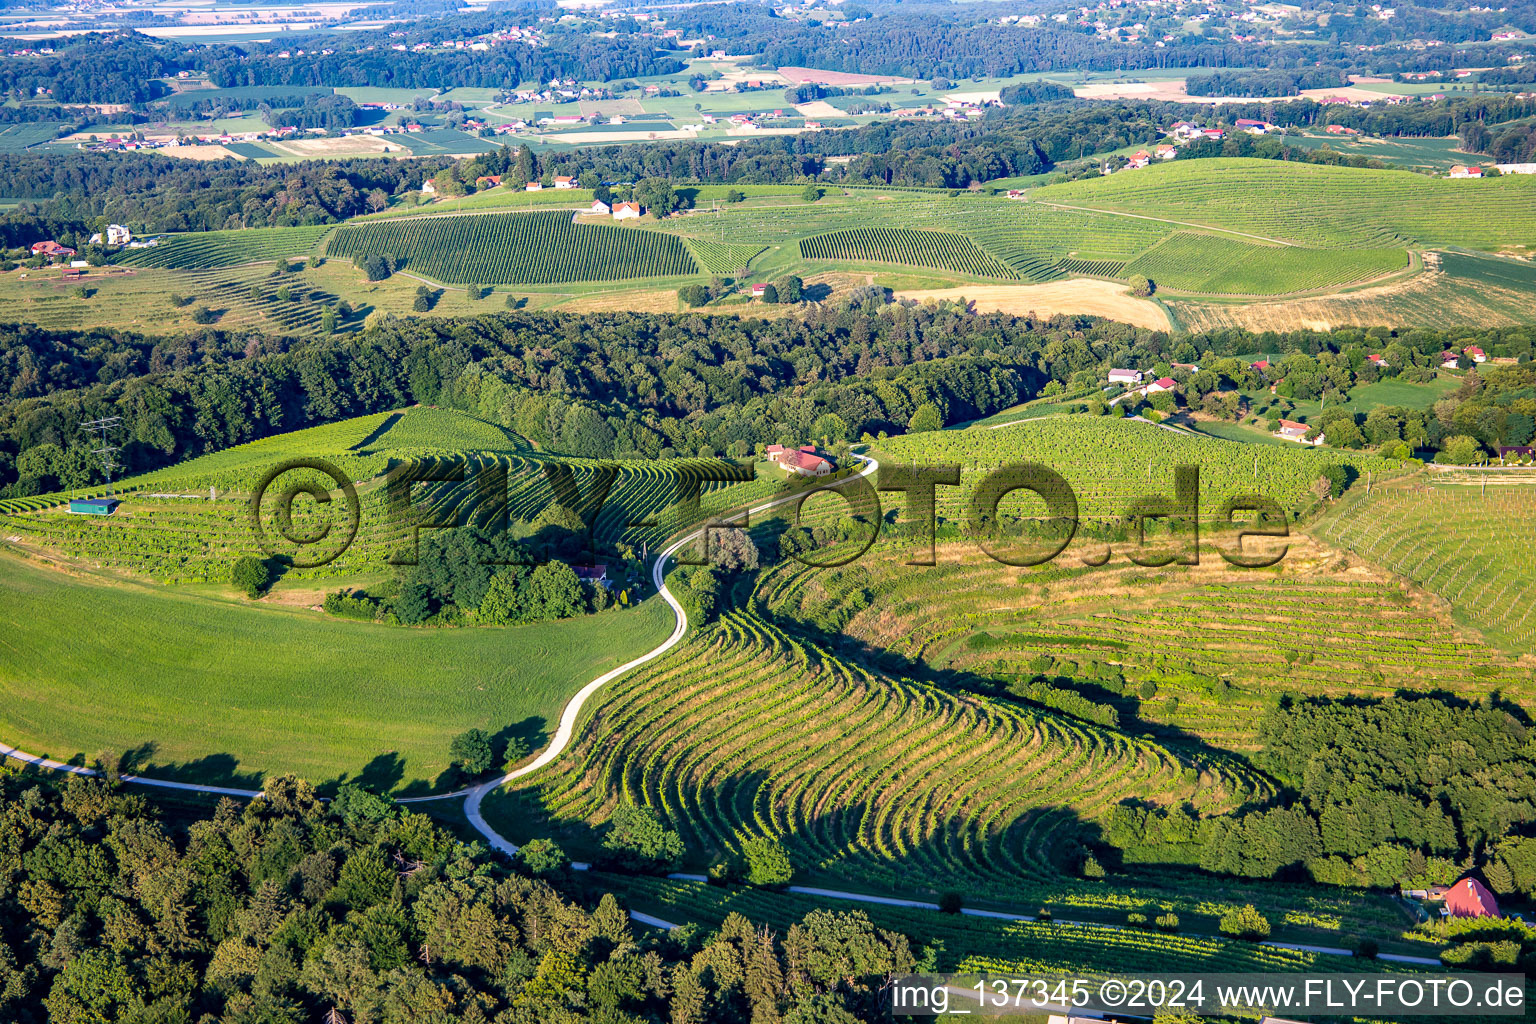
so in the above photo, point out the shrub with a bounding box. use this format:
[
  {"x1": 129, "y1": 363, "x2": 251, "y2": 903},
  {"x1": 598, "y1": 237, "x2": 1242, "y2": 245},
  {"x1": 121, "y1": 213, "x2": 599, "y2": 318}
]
[
  {"x1": 679, "y1": 283, "x2": 710, "y2": 307},
  {"x1": 724, "y1": 188, "x2": 745, "y2": 203},
  {"x1": 1129, "y1": 274, "x2": 1154, "y2": 296},
  {"x1": 1219, "y1": 904, "x2": 1271, "y2": 940},
  {"x1": 1156, "y1": 912, "x2": 1180, "y2": 931},
  {"x1": 1127, "y1": 912, "x2": 1149, "y2": 928},
  {"x1": 742, "y1": 837, "x2": 794, "y2": 886},
  {"x1": 230, "y1": 556, "x2": 270, "y2": 598},
  {"x1": 518, "y1": 838, "x2": 568, "y2": 876},
  {"x1": 189, "y1": 306, "x2": 217, "y2": 324},
  {"x1": 449, "y1": 728, "x2": 493, "y2": 774},
  {"x1": 602, "y1": 804, "x2": 685, "y2": 872},
  {"x1": 1354, "y1": 937, "x2": 1379, "y2": 959},
  {"x1": 938, "y1": 891, "x2": 964, "y2": 914},
  {"x1": 759, "y1": 282, "x2": 779, "y2": 303},
  {"x1": 801, "y1": 185, "x2": 823, "y2": 202},
  {"x1": 502, "y1": 736, "x2": 531, "y2": 771}
]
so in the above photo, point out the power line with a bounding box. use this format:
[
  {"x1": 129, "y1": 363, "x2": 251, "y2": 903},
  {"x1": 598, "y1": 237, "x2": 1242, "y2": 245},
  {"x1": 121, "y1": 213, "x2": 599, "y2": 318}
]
[{"x1": 79, "y1": 415, "x2": 122, "y2": 496}]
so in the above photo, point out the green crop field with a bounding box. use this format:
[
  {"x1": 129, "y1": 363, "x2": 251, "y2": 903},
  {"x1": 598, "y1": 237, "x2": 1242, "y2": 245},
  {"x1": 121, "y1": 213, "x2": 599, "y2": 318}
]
[
  {"x1": 1312, "y1": 477, "x2": 1536, "y2": 652},
  {"x1": 326, "y1": 211, "x2": 698, "y2": 284},
  {"x1": 113, "y1": 226, "x2": 331, "y2": 269},
  {"x1": 1033, "y1": 158, "x2": 1536, "y2": 250},
  {"x1": 799, "y1": 227, "x2": 1016, "y2": 278},
  {"x1": 0, "y1": 549, "x2": 673, "y2": 792},
  {"x1": 0, "y1": 122, "x2": 66, "y2": 152},
  {"x1": 1126, "y1": 232, "x2": 1408, "y2": 295}
]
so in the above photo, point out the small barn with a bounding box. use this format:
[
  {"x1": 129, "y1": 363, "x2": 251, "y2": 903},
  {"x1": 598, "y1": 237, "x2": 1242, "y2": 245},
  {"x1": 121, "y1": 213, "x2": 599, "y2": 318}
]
[
  {"x1": 68, "y1": 497, "x2": 119, "y2": 516},
  {"x1": 1444, "y1": 877, "x2": 1500, "y2": 918}
]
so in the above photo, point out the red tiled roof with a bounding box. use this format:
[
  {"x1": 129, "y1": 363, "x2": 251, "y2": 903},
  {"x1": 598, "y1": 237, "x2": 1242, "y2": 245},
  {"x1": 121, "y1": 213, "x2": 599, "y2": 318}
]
[{"x1": 1445, "y1": 877, "x2": 1499, "y2": 918}]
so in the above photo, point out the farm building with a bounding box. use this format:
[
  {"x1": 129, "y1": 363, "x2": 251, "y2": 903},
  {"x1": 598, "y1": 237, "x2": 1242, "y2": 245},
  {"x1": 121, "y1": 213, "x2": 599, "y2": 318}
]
[
  {"x1": 573, "y1": 564, "x2": 612, "y2": 588},
  {"x1": 766, "y1": 444, "x2": 835, "y2": 477},
  {"x1": 1127, "y1": 150, "x2": 1151, "y2": 169},
  {"x1": 1275, "y1": 419, "x2": 1323, "y2": 445},
  {"x1": 750, "y1": 283, "x2": 768, "y2": 297},
  {"x1": 1449, "y1": 165, "x2": 1484, "y2": 179},
  {"x1": 1496, "y1": 163, "x2": 1536, "y2": 174},
  {"x1": 30, "y1": 240, "x2": 75, "y2": 258},
  {"x1": 474, "y1": 175, "x2": 502, "y2": 188},
  {"x1": 1250, "y1": 360, "x2": 1271, "y2": 373},
  {"x1": 1145, "y1": 377, "x2": 1176, "y2": 394},
  {"x1": 420, "y1": 179, "x2": 436, "y2": 195},
  {"x1": 1498, "y1": 446, "x2": 1536, "y2": 462},
  {"x1": 526, "y1": 182, "x2": 543, "y2": 192},
  {"x1": 553, "y1": 176, "x2": 575, "y2": 189},
  {"x1": 68, "y1": 497, "x2": 119, "y2": 516},
  {"x1": 1440, "y1": 351, "x2": 1462, "y2": 369},
  {"x1": 1155, "y1": 144, "x2": 1176, "y2": 159},
  {"x1": 1367, "y1": 353, "x2": 1388, "y2": 366},
  {"x1": 1464, "y1": 346, "x2": 1487, "y2": 362},
  {"x1": 1236, "y1": 118, "x2": 1271, "y2": 134},
  {"x1": 1444, "y1": 877, "x2": 1499, "y2": 918},
  {"x1": 589, "y1": 199, "x2": 612, "y2": 215},
  {"x1": 611, "y1": 202, "x2": 641, "y2": 220},
  {"x1": 1324, "y1": 124, "x2": 1359, "y2": 135},
  {"x1": 1108, "y1": 368, "x2": 1142, "y2": 385}
]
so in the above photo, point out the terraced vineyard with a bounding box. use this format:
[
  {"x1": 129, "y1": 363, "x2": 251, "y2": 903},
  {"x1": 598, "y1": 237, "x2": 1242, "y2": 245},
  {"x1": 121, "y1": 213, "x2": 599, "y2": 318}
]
[
  {"x1": 1034, "y1": 159, "x2": 1536, "y2": 250},
  {"x1": 605, "y1": 875, "x2": 1412, "y2": 974},
  {"x1": 1312, "y1": 477, "x2": 1536, "y2": 651},
  {"x1": 761, "y1": 542, "x2": 1529, "y2": 753},
  {"x1": 113, "y1": 226, "x2": 331, "y2": 268},
  {"x1": 685, "y1": 240, "x2": 767, "y2": 275},
  {"x1": 1054, "y1": 257, "x2": 1128, "y2": 278},
  {"x1": 1126, "y1": 233, "x2": 1409, "y2": 295},
  {"x1": 497, "y1": 595, "x2": 1266, "y2": 900},
  {"x1": 0, "y1": 408, "x2": 776, "y2": 583},
  {"x1": 327, "y1": 211, "x2": 698, "y2": 284},
  {"x1": 799, "y1": 227, "x2": 1015, "y2": 278},
  {"x1": 875, "y1": 417, "x2": 1407, "y2": 522}
]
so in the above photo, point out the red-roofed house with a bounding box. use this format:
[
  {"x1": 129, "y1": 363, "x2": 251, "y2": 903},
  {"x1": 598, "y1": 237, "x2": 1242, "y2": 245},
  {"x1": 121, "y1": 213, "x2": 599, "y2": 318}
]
[
  {"x1": 765, "y1": 444, "x2": 835, "y2": 477},
  {"x1": 30, "y1": 240, "x2": 75, "y2": 258},
  {"x1": 589, "y1": 199, "x2": 611, "y2": 215},
  {"x1": 750, "y1": 283, "x2": 768, "y2": 298},
  {"x1": 1251, "y1": 360, "x2": 1270, "y2": 372},
  {"x1": 1444, "y1": 877, "x2": 1499, "y2": 918},
  {"x1": 553, "y1": 175, "x2": 575, "y2": 189},
  {"x1": 1155, "y1": 144, "x2": 1176, "y2": 160},
  {"x1": 1145, "y1": 377, "x2": 1176, "y2": 393},
  {"x1": 1367, "y1": 353, "x2": 1388, "y2": 366},
  {"x1": 1236, "y1": 118, "x2": 1271, "y2": 134},
  {"x1": 612, "y1": 201, "x2": 641, "y2": 220},
  {"x1": 1449, "y1": 165, "x2": 1483, "y2": 179},
  {"x1": 1464, "y1": 346, "x2": 1486, "y2": 363},
  {"x1": 1128, "y1": 150, "x2": 1151, "y2": 169},
  {"x1": 1441, "y1": 351, "x2": 1462, "y2": 369},
  {"x1": 1275, "y1": 419, "x2": 1324, "y2": 446},
  {"x1": 475, "y1": 174, "x2": 502, "y2": 187}
]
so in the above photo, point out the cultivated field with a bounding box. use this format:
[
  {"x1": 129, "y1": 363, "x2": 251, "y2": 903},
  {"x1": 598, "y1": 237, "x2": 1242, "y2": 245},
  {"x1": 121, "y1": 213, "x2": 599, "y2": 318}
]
[{"x1": 893, "y1": 280, "x2": 1172, "y2": 330}]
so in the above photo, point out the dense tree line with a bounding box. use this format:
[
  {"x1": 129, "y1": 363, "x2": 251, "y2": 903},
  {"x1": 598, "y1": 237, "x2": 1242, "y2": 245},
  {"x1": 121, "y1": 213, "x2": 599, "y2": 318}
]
[
  {"x1": 0, "y1": 33, "x2": 173, "y2": 104},
  {"x1": 1185, "y1": 67, "x2": 1350, "y2": 98},
  {"x1": 263, "y1": 94, "x2": 362, "y2": 131},
  {"x1": 1103, "y1": 694, "x2": 1536, "y2": 894},
  {"x1": 5, "y1": 311, "x2": 1533, "y2": 497},
  {"x1": 0, "y1": 767, "x2": 915, "y2": 1022}
]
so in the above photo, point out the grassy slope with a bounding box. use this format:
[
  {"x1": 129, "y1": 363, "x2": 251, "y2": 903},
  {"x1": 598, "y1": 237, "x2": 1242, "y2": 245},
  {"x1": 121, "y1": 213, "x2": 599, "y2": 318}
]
[
  {"x1": 1032, "y1": 158, "x2": 1536, "y2": 249},
  {"x1": 0, "y1": 549, "x2": 673, "y2": 792}
]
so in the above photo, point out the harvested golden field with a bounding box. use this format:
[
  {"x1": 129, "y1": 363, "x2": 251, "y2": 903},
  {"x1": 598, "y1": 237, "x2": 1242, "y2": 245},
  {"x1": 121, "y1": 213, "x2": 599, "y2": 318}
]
[{"x1": 895, "y1": 279, "x2": 1173, "y2": 330}]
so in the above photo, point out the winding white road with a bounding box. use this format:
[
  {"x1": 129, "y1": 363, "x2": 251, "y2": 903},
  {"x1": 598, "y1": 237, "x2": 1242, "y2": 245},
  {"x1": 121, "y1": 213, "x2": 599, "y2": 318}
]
[{"x1": 0, "y1": 450, "x2": 1447, "y2": 964}]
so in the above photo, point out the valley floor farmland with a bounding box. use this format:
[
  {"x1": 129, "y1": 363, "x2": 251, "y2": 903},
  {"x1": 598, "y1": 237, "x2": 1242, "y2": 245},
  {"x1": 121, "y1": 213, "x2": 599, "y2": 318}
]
[{"x1": 0, "y1": 550, "x2": 673, "y2": 791}]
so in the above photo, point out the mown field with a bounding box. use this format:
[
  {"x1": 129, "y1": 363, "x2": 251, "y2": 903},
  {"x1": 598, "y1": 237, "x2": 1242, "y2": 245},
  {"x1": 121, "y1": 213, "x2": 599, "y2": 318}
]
[{"x1": 0, "y1": 548, "x2": 674, "y2": 791}]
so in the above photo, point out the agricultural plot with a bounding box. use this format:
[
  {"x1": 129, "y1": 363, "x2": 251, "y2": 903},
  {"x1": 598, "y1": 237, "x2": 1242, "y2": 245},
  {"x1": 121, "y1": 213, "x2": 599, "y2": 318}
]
[
  {"x1": 1125, "y1": 232, "x2": 1408, "y2": 295},
  {"x1": 875, "y1": 416, "x2": 1405, "y2": 522},
  {"x1": 327, "y1": 211, "x2": 698, "y2": 285},
  {"x1": 763, "y1": 541, "x2": 1527, "y2": 754},
  {"x1": 394, "y1": 129, "x2": 500, "y2": 155},
  {"x1": 496, "y1": 598, "x2": 1263, "y2": 902},
  {"x1": 113, "y1": 226, "x2": 330, "y2": 269},
  {"x1": 1034, "y1": 158, "x2": 1536, "y2": 250},
  {"x1": 1168, "y1": 250, "x2": 1536, "y2": 332},
  {"x1": 224, "y1": 141, "x2": 278, "y2": 160},
  {"x1": 799, "y1": 227, "x2": 1016, "y2": 278},
  {"x1": 0, "y1": 122, "x2": 66, "y2": 152},
  {"x1": 605, "y1": 874, "x2": 1411, "y2": 972},
  {"x1": 685, "y1": 240, "x2": 767, "y2": 275},
  {"x1": 1312, "y1": 478, "x2": 1536, "y2": 652}
]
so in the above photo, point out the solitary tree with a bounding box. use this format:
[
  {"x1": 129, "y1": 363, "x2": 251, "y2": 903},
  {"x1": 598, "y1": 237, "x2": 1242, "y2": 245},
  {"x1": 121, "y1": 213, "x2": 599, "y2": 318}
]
[
  {"x1": 231, "y1": 556, "x2": 271, "y2": 598},
  {"x1": 449, "y1": 728, "x2": 493, "y2": 775}
]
